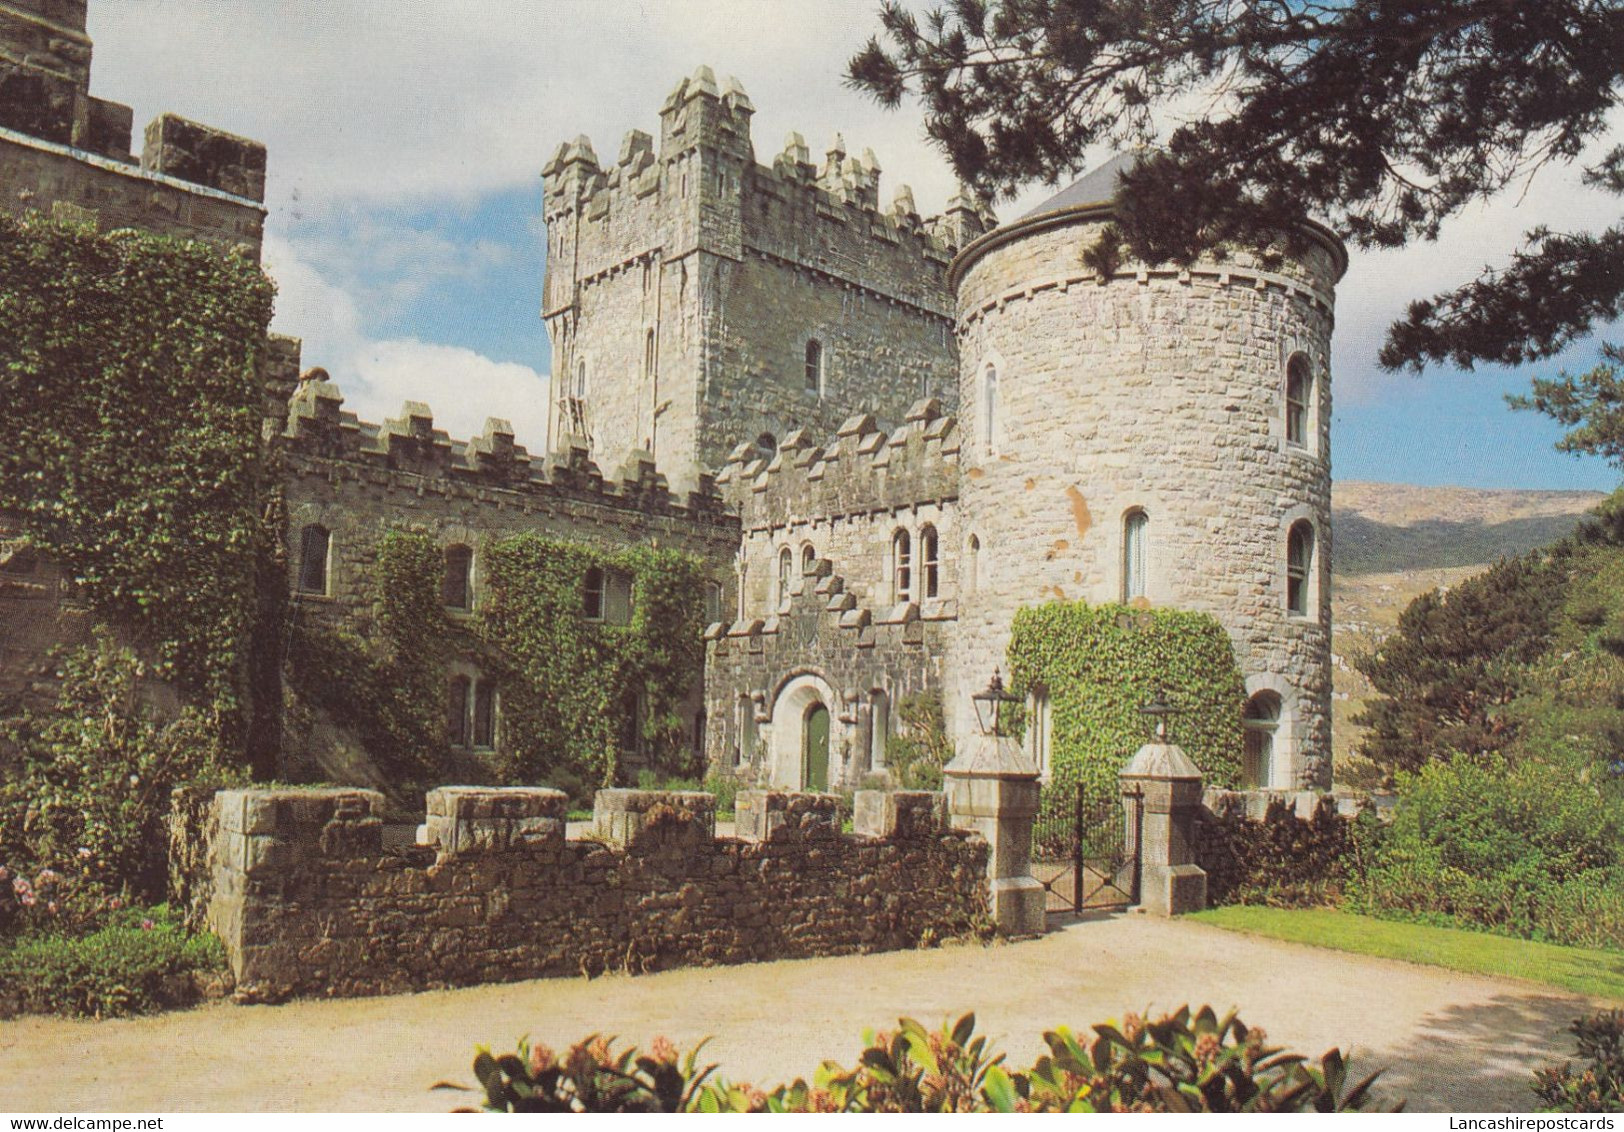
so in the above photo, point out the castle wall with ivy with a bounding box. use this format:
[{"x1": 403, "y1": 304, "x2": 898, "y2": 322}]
[{"x1": 201, "y1": 785, "x2": 987, "y2": 1002}]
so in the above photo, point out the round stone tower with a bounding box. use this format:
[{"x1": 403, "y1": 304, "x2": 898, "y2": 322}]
[{"x1": 946, "y1": 156, "x2": 1347, "y2": 789}]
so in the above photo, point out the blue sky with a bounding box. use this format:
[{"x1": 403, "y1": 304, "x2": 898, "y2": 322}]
[{"x1": 85, "y1": 2, "x2": 1621, "y2": 492}]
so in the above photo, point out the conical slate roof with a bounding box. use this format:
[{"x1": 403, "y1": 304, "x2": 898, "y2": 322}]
[{"x1": 1019, "y1": 151, "x2": 1143, "y2": 220}]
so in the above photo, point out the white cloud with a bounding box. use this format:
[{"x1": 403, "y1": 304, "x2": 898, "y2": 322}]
[
  {"x1": 89, "y1": 3, "x2": 1623, "y2": 454},
  {"x1": 262, "y1": 235, "x2": 551, "y2": 450}
]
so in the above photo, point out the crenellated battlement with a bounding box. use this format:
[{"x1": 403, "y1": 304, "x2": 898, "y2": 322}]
[
  {"x1": 716, "y1": 396, "x2": 960, "y2": 528},
  {"x1": 0, "y1": 0, "x2": 266, "y2": 252},
  {"x1": 540, "y1": 66, "x2": 992, "y2": 315},
  {"x1": 280, "y1": 370, "x2": 729, "y2": 521}
]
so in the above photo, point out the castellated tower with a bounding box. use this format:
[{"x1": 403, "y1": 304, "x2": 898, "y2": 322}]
[
  {"x1": 947, "y1": 158, "x2": 1346, "y2": 789},
  {"x1": 541, "y1": 66, "x2": 983, "y2": 494}
]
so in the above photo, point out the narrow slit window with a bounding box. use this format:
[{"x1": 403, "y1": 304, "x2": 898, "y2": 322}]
[
  {"x1": 921, "y1": 525, "x2": 940, "y2": 598},
  {"x1": 983, "y1": 363, "x2": 999, "y2": 449},
  {"x1": 1287, "y1": 521, "x2": 1315, "y2": 616},
  {"x1": 1122, "y1": 510, "x2": 1148, "y2": 602},
  {"x1": 448, "y1": 676, "x2": 471, "y2": 747},
  {"x1": 297, "y1": 524, "x2": 330, "y2": 595},
  {"x1": 805, "y1": 339, "x2": 823, "y2": 394},
  {"x1": 893, "y1": 529, "x2": 912, "y2": 603},
  {"x1": 473, "y1": 680, "x2": 497, "y2": 749},
  {"x1": 584, "y1": 566, "x2": 605, "y2": 620},
  {"x1": 1286, "y1": 354, "x2": 1311, "y2": 448},
  {"x1": 778, "y1": 546, "x2": 794, "y2": 611},
  {"x1": 442, "y1": 544, "x2": 473, "y2": 610}
]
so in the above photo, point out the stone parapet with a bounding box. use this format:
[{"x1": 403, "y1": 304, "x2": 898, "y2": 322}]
[
  {"x1": 853, "y1": 789, "x2": 947, "y2": 840},
  {"x1": 716, "y1": 400, "x2": 959, "y2": 526},
  {"x1": 425, "y1": 786, "x2": 567, "y2": 856},
  {"x1": 193, "y1": 785, "x2": 990, "y2": 1002},
  {"x1": 280, "y1": 376, "x2": 729, "y2": 521}
]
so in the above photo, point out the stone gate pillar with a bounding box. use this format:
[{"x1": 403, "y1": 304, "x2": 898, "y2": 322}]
[
  {"x1": 944, "y1": 733, "x2": 1045, "y2": 935},
  {"x1": 1119, "y1": 737, "x2": 1207, "y2": 915}
]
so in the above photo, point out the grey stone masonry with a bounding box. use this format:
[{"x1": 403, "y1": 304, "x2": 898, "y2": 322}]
[
  {"x1": 0, "y1": 0, "x2": 266, "y2": 254},
  {"x1": 944, "y1": 733, "x2": 1045, "y2": 935},
  {"x1": 540, "y1": 66, "x2": 982, "y2": 494},
  {"x1": 196, "y1": 785, "x2": 990, "y2": 1002},
  {"x1": 1120, "y1": 740, "x2": 1208, "y2": 916}
]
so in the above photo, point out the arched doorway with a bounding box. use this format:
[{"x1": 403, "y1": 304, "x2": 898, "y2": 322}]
[
  {"x1": 803, "y1": 702, "x2": 830, "y2": 792},
  {"x1": 768, "y1": 672, "x2": 839, "y2": 789}
]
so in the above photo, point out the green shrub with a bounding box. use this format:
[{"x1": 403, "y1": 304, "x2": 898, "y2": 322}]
[
  {"x1": 1006, "y1": 603, "x2": 1245, "y2": 826},
  {"x1": 1533, "y1": 1010, "x2": 1624, "y2": 1113},
  {"x1": 702, "y1": 773, "x2": 743, "y2": 818},
  {"x1": 0, "y1": 214, "x2": 276, "y2": 720},
  {"x1": 453, "y1": 1008, "x2": 1395, "y2": 1113},
  {"x1": 883, "y1": 693, "x2": 952, "y2": 791},
  {"x1": 1356, "y1": 755, "x2": 1624, "y2": 946},
  {"x1": 1204, "y1": 800, "x2": 1383, "y2": 909},
  {"x1": 0, "y1": 633, "x2": 240, "y2": 930},
  {"x1": 0, "y1": 904, "x2": 226, "y2": 1018}
]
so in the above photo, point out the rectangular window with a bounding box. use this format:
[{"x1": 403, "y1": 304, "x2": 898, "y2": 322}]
[
  {"x1": 297, "y1": 525, "x2": 329, "y2": 595},
  {"x1": 473, "y1": 680, "x2": 496, "y2": 748},
  {"x1": 448, "y1": 678, "x2": 470, "y2": 747},
  {"x1": 605, "y1": 570, "x2": 634, "y2": 625}
]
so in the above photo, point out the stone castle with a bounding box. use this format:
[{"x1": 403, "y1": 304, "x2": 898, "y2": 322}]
[{"x1": 0, "y1": 2, "x2": 1343, "y2": 795}]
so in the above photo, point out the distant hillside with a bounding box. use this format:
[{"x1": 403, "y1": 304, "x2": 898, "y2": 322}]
[
  {"x1": 1329, "y1": 481, "x2": 1611, "y2": 776},
  {"x1": 1332, "y1": 482, "x2": 1608, "y2": 576}
]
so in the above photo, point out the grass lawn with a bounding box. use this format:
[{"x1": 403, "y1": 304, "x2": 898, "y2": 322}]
[{"x1": 1190, "y1": 906, "x2": 1624, "y2": 1002}]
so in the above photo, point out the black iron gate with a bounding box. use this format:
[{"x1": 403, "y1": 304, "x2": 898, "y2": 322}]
[{"x1": 1031, "y1": 782, "x2": 1142, "y2": 914}]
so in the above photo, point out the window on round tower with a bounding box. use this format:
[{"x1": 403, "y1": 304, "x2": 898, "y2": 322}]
[
  {"x1": 1286, "y1": 354, "x2": 1311, "y2": 448},
  {"x1": 1287, "y1": 520, "x2": 1316, "y2": 617},
  {"x1": 575, "y1": 359, "x2": 588, "y2": 399},
  {"x1": 805, "y1": 339, "x2": 824, "y2": 395},
  {"x1": 1243, "y1": 691, "x2": 1282, "y2": 788},
  {"x1": 1122, "y1": 510, "x2": 1148, "y2": 603},
  {"x1": 982, "y1": 363, "x2": 999, "y2": 450}
]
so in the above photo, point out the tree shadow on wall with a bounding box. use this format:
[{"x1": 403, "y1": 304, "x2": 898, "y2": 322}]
[{"x1": 1345, "y1": 991, "x2": 1604, "y2": 1112}]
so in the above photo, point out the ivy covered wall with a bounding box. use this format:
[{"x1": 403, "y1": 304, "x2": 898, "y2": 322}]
[
  {"x1": 0, "y1": 214, "x2": 276, "y2": 741},
  {"x1": 285, "y1": 531, "x2": 709, "y2": 801},
  {"x1": 1006, "y1": 603, "x2": 1246, "y2": 822}
]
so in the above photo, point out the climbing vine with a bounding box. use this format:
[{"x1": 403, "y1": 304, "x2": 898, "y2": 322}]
[
  {"x1": 0, "y1": 214, "x2": 275, "y2": 729},
  {"x1": 284, "y1": 531, "x2": 707, "y2": 799},
  {"x1": 479, "y1": 535, "x2": 708, "y2": 790},
  {"x1": 1006, "y1": 603, "x2": 1245, "y2": 823}
]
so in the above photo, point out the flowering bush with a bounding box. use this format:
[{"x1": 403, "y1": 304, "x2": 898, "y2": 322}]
[
  {"x1": 1534, "y1": 1010, "x2": 1624, "y2": 1113},
  {"x1": 451, "y1": 1007, "x2": 1397, "y2": 1113},
  {"x1": 0, "y1": 632, "x2": 240, "y2": 936}
]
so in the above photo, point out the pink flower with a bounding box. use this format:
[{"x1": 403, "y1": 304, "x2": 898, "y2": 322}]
[
  {"x1": 35, "y1": 868, "x2": 57, "y2": 884},
  {"x1": 108, "y1": 897, "x2": 123, "y2": 911},
  {"x1": 140, "y1": 918, "x2": 154, "y2": 930},
  {"x1": 12, "y1": 877, "x2": 30, "y2": 895},
  {"x1": 46, "y1": 901, "x2": 58, "y2": 915},
  {"x1": 19, "y1": 893, "x2": 35, "y2": 907},
  {"x1": 0, "y1": 866, "x2": 9, "y2": 881}
]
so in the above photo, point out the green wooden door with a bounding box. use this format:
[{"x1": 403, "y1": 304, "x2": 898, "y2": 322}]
[{"x1": 803, "y1": 702, "x2": 830, "y2": 791}]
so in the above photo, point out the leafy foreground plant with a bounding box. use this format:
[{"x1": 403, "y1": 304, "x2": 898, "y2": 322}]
[
  {"x1": 444, "y1": 1007, "x2": 1396, "y2": 1113},
  {"x1": 1534, "y1": 1010, "x2": 1624, "y2": 1113}
]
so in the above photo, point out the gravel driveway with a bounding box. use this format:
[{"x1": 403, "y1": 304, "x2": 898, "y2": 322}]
[{"x1": 0, "y1": 913, "x2": 1609, "y2": 1113}]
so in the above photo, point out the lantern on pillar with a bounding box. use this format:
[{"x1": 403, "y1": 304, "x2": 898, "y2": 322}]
[
  {"x1": 1138, "y1": 686, "x2": 1182, "y2": 742},
  {"x1": 971, "y1": 669, "x2": 1021, "y2": 737}
]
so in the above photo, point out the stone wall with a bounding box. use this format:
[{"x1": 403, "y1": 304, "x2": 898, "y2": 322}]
[
  {"x1": 948, "y1": 204, "x2": 1344, "y2": 787},
  {"x1": 277, "y1": 371, "x2": 742, "y2": 784},
  {"x1": 0, "y1": 2, "x2": 265, "y2": 255},
  {"x1": 540, "y1": 66, "x2": 977, "y2": 494},
  {"x1": 201, "y1": 785, "x2": 988, "y2": 1002}
]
